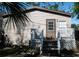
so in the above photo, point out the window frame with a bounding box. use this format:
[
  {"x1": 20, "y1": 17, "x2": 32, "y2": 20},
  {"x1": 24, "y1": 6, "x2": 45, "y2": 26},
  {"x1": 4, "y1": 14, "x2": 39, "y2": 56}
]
[{"x1": 47, "y1": 19, "x2": 55, "y2": 31}]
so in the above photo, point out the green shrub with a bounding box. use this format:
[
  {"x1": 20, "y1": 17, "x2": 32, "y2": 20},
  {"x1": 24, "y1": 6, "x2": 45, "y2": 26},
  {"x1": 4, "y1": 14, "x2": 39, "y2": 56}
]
[{"x1": 0, "y1": 48, "x2": 18, "y2": 56}]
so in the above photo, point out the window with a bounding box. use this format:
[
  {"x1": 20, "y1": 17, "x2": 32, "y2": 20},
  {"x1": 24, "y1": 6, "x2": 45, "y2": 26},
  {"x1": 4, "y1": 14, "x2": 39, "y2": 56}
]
[
  {"x1": 58, "y1": 21, "x2": 67, "y2": 29},
  {"x1": 58, "y1": 21, "x2": 67, "y2": 33},
  {"x1": 48, "y1": 22, "x2": 53, "y2": 30}
]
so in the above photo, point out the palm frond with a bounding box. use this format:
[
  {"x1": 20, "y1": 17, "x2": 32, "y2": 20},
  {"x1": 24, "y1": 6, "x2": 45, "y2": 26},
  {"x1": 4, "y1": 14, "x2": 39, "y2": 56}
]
[{"x1": 0, "y1": 2, "x2": 30, "y2": 32}]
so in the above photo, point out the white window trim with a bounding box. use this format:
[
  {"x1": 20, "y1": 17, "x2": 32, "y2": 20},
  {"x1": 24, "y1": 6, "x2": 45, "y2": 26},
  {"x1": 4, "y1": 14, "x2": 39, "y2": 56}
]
[{"x1": 48, "y1": 21, "x2": 54, "y2": 31}]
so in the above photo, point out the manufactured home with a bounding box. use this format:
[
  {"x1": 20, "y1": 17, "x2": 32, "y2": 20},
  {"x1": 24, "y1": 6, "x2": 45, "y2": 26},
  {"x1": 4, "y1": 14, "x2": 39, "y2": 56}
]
[{"x1": 2, "y1": 7, "x2": 76, "y2": 51}]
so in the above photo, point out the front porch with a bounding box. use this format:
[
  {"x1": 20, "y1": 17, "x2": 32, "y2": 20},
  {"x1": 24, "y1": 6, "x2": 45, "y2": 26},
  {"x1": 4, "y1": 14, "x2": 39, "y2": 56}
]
[{"x1": 30, "y1": 26, "x2": 76, "y2": 56}]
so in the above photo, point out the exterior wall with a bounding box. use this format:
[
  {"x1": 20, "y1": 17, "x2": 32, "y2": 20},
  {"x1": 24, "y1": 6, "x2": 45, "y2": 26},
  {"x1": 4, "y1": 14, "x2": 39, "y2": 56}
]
[
  {"x1": 27, "y1": 11, "x2": 71, "y2": 40},
  {"x1": 3, "y1": 10, "x2": 71, "y2": 45}
]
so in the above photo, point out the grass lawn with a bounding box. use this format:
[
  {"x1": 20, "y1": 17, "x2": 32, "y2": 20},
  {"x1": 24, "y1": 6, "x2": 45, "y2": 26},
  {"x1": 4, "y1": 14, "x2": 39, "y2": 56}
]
[
  {"x1": 0, "y1": 46, "x2": 40, "y2": 57},
  {"x1": 0, "y1": 46, "x2": 29, "y2": 57}
]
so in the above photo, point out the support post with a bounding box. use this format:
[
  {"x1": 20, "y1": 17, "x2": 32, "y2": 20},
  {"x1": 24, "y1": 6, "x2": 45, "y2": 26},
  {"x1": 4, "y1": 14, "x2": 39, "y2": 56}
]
[{"x1": 57, "y1": 32, "x2": 61, "y2": 55}]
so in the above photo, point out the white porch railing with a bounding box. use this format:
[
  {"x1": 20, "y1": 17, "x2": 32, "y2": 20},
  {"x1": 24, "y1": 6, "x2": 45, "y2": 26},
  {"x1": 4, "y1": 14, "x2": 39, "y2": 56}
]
[
  {"x1": 31, "y1": 28, "x2": 44, "y2": 55},
  {"x1": 57, "y1": 28, "x2": 76, "y2": 51}
]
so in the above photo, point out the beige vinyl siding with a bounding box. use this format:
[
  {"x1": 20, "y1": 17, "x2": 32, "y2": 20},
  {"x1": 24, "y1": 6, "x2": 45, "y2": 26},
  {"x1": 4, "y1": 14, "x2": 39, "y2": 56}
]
[{"x1": 4, "y1": 10, "x2": 71, "y2": 45}]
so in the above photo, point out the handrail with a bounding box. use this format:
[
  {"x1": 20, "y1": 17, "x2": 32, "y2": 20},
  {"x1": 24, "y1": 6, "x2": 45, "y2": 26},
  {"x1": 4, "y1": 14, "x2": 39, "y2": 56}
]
[
  {"x1": 57, "y1": 31, "x2": 61, "y2": 54},
  {"x1": 57, "y1": 28, "x2": 76, "y2": 50}
]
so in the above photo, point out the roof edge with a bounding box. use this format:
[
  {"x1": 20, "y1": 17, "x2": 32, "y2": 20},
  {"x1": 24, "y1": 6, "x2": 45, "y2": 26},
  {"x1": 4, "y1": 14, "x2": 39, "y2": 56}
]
[
  {"x1": 25, "y1": 7, "x2": 71, "y2": 17},
  {"x1": 3, "y1": 7, "x2": 71, "y2": 18}
]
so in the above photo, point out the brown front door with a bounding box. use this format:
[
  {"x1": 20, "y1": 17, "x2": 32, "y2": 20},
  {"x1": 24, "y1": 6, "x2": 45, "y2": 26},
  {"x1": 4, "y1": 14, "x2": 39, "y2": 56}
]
[{"x1": 46, "y1": 19, "x2": 56, "y2": 40}]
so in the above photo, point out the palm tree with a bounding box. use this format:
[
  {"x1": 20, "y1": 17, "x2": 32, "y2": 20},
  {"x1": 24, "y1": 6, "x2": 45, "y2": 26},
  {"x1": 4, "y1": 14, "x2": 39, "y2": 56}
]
[
  {"x1": 0, "y1": 2, "x2": 30, "y2": 47},
  {"x1": 0, "y1": 2, "x2": 30, "y2": 31}
]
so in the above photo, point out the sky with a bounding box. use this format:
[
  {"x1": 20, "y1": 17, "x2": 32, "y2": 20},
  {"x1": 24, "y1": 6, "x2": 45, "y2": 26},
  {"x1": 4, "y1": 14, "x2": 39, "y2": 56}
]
[
  {"x1": 58, "y1": 2, "x2": 79, "y2": 24},
  {"x1": 59, "y1": 2, "x2": 79, "y2": 24}
]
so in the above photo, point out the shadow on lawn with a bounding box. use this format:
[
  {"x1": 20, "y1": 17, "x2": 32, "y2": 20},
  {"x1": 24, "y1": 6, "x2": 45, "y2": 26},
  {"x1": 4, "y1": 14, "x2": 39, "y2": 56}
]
[{"x1": 0, "y1": 45, "x2": 40, "y2": 57}]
